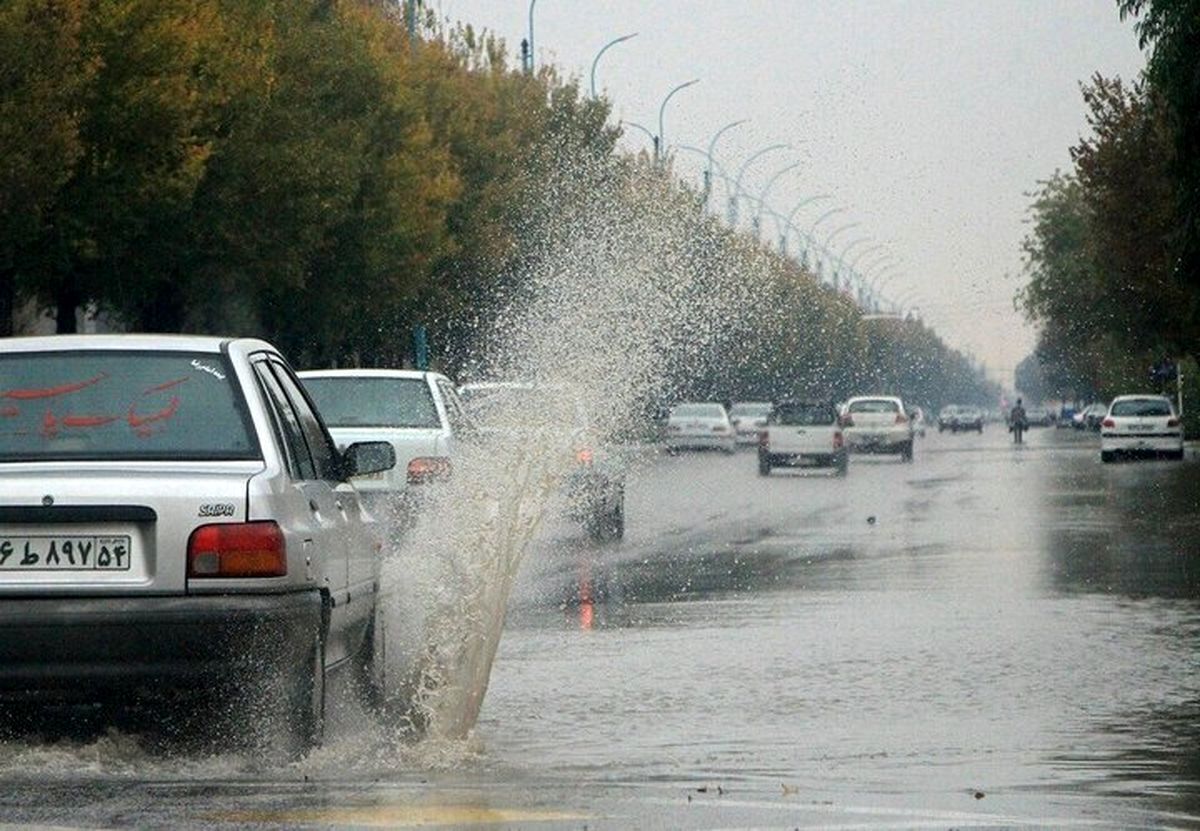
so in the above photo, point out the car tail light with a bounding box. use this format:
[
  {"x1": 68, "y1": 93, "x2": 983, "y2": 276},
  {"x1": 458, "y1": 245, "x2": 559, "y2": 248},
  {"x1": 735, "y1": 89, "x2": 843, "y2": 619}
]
[
  {"x1": 408, "y1": 456, "x2": 451, "y2": 484},
  {"x1": 188, "y1": 521, "x2": 286, "y2": 578},
  {"x1": 895, "y1": 413, "x2": 908, "y2": 424},
  {"x1": 575, "y1": 446, "x2": 594, "y2": 465},
  {"x1": 833, "y1": 432, "x2": 844, "y2": 449},
  {"x1": 1168, "y1": 418, "x2": 1180, "y2": 428},
  {"x1": 1101, "y1": 418, "x2": 1115, "y2": 428}
]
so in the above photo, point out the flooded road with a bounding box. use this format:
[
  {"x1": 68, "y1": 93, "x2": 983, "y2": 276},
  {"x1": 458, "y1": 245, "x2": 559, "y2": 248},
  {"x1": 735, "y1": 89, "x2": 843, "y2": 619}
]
[{"x1": 3, "y1": 426, "x2": 1200, "y2": 828}]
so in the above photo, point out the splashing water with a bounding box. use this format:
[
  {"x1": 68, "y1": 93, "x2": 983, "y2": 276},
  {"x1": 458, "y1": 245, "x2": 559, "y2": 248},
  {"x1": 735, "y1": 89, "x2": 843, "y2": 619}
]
[{"x1": 378, "y1": 156, "x2": 765, "y2": 747}]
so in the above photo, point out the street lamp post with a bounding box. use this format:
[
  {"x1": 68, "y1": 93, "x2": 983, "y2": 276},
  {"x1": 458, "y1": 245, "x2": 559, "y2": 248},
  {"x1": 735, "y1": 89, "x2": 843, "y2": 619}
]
[
  {"x1": 657, "y1": 79, "x2": 699, "y2": 163},
  {"x1": 526, "y1": 0, "x2": 538, "y2": 72},
  {"x1": 780, "y1": 194, "x2": 830, "y2": 254},
  {"x1": 620, "y1": 120, "x2": 658, "y2": 158},
  {"x1": 804, "y1": 207, "x2": 847, "y2": 272},
  {"x1": 590, "y1": 33, "x2": 637, "y2": 97},
  {"x1": 821, "y1": 223, "x2": 860, "y2": 289},
  {"x1": 833, "y1": 237, "x2": 870, "y2": 293},
  {"x1": 702, "y1": 119, "x2": 748, "y2": 206},
  {"x1": 754, "y1": 161, "x2": 803, "y2": 238},
  {"x1": 731, "y1": 143, "x2": 789, "y2": 227}
]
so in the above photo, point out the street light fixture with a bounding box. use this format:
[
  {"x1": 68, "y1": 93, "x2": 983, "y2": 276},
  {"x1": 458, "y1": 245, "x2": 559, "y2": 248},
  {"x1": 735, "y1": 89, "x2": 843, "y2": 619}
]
[
  {"x1": 779, "y1": 194, "x2": 830, "y2": 254},
  {"x1": 590, "y1": 33, "x2": 637, "y2": 97},
  {"x1": 731, "y1": 143, "x2": 789, "y2": 226},
  {"x1": 657, "y1": 79, "x2": 700, "y2": 162},
  {"x1": 620, "y1": 120, "x2": 658, "y2": 158},
  {"x1": 754, "y1": 161, "x2": 804, "y2": 237},
  {"x1": 702, "y1": 119, "x2": 748, "y2": 206}
]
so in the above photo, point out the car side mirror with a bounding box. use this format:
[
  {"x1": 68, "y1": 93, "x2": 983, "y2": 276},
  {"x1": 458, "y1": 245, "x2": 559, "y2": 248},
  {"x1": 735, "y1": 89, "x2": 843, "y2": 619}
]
[{"x1": 342, "y1": 441, "x2": 396, "y2": 479}]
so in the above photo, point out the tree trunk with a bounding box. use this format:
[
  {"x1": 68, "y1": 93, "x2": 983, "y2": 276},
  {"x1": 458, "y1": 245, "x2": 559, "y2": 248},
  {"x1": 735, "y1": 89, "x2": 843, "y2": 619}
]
[{"x1": 0, "y1": 268, "x2": 13, "y2": 337}]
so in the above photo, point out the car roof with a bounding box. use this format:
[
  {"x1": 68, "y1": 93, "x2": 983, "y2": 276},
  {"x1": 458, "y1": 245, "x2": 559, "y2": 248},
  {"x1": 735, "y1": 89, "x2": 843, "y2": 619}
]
[
  {"x1": 847, "y1": 395, "x2": 903, "y2": 404},
  {"x1": 298, "y1": 368, "x2": 443, "y2": 382},
  {"x1": 0, "y1": 334, "x2": 249, "y2": 354},
  {"x1": 1110, "y1": 394, "x2": 1169, "y2": 402}
]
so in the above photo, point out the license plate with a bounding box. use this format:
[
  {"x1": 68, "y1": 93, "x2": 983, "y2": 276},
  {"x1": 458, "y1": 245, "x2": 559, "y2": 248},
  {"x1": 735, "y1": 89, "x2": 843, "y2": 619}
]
[{"x1": 0, "y1": 536, "x2": 132, "y2": 571}]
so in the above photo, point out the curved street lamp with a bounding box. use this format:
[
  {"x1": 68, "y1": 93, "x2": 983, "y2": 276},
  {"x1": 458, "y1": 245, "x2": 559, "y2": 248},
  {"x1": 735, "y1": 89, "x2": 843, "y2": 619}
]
[
  {"x1": 620, "y1": 120, "x2": 658, "y2": 157},
  {"x1": 730, "y1": 143, "x2": 789, "y2": 226},
  {"x1": 779, "y1": 194, "x2": 830, "y2": 254},
  {"x1": 526, "y1": 0, "x2": 538, "y2": 72},
  {"x1": 702, "y1": 119, "x2": 748, "y2": 205},
  {"x1": 590, "y1": 33, "x2": 637, "y2": 97},
  {"x1": 754, "y1": 161, "x2": 804, "y2": 236},
  {"x1": 657, "y1": 79, "x2": 699, "y2": 162}
]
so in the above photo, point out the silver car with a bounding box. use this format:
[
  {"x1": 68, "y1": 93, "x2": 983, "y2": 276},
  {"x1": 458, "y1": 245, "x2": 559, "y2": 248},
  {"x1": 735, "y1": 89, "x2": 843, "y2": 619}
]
[{"x1": 0, "y1": 335, "x2": 395, "y2": 752}]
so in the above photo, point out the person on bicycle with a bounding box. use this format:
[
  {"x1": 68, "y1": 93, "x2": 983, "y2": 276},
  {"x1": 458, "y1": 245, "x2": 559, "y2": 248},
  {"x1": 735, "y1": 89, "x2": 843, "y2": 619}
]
[{"x1": 1010, "y1": 398, "x2": 1028, "y2": 444}]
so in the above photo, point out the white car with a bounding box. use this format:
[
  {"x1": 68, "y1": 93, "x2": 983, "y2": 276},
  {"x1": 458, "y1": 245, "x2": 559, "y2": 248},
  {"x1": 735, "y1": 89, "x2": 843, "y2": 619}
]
[
  {"x1": 1100, "y1": 395, "x2": 1184, "y2": 462},
  {"x1": 729, "y1": 401, "x2": 773, "y2": 444},
  {"x1": 664, "y1": 403, "x2": 736, "y2": 454},
  {"x1": 841, "y1": 396, "x2": 914, "y2": 461},
  {"x1": 758, "y1": 400, "x2": 847, "y2": 475},
  {"x1": 0, "y1": 335, "x2": 397, "y2": 753},
  {"x1": 299, "y1": 370, "x2": 471, "y2": 506}
]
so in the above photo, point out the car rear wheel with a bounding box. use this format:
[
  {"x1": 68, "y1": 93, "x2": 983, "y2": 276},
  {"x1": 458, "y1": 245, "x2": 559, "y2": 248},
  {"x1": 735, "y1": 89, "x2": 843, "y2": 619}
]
[
  {"x1": 290, "y1": 628, "x2": 326, "y2": 755},
  {"x1": 900, "y1": 441, "x2": 913, "y2": 462},
  {"x1": 1100, "y1": 450, "x2": 1116, "y2": 464}
]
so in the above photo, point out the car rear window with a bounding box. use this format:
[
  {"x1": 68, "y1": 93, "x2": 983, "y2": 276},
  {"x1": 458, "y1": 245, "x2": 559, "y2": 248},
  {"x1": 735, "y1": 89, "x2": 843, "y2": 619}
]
[
  {"x1": 1111, "y1": 399, "x2": 1172, "y2": 417},
  {"x1": 730, "y1": 403, "x2": 771, "y2": 417},
  {"x1": 773, "y1": 403, "x2": 837, "y2": 426},
  {"x1": 672, "y1": 404, "x2": 725, "y2": 418},
  {"x1": 302, "y1": 377, "x2": 440, "y2": 429},
  {"x1": 0, "y1": 351, "x2": 258, "y2": 462},
  {"x1": 849, "y1": 399, "x2": 899, "y2": 414}
]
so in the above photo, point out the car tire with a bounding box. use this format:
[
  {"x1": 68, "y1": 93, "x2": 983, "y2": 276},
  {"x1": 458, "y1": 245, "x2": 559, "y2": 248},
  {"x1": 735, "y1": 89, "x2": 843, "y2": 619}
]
[
  {"x1": 834, "y1": 455, "x2": 848, "y2": 476},
  {"x1": 1100, "y1": 450, "x2": 1116, "y2": 464},
  {"x1": 280, "y1": 624, "x2": 326, "y2": 758},
  {"x1": 758, "y1": 453, "x2": 771, "y2": 477}
]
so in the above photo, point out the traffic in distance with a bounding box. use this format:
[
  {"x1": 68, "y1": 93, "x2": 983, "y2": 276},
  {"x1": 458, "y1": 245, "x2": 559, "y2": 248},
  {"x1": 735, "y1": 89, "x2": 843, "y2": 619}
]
[{"x1": 0, "y1": 333, "x2": 1184, "y2": 758}]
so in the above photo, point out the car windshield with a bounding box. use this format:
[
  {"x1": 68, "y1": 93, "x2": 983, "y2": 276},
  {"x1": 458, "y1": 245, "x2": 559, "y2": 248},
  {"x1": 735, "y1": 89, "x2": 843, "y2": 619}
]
[
  {"x1": 773, "y1": 402, "x2": 837, "y2": 426},
  {"x1": 671, "y1": 403, "x2": 725, "y2": 419},
  {"x1": 848, "y1": 399, "x2": 899, "y2": 414},
  {"x1": 729, "y1": 403, "x2": 771, "y2": 417},
  {"x1": 302, "y1": 376, "x2": 440, "y2": 429},
  {"x1": 1111, "y1": 398, "x2": 1172, "y2": 417},
  {"x1": 0, "y1": 351, "x2": 257, "y2": 462}
]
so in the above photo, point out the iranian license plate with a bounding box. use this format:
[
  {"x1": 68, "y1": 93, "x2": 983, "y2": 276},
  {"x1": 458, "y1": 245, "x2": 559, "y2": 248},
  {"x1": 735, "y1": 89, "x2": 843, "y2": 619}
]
[{"x1": 0, "y1": 535, "x2": 132, "y2": 571}]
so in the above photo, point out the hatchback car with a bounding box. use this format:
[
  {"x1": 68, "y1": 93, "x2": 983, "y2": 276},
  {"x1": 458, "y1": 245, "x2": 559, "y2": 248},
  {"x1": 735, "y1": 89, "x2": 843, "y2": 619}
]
[
  {"x1": 664, "y1": 402, "x2": 737, "y2": 454},
  {"x1": 841, "y1": 396, "x2": 914, "y2": 460},
  {"x1": 758, "y1": 400, "x2": 847, "y2": 476},
  {"x1": 0, "y1": 335, "x2": 395, "y2": 752},
  {"x1": 1100, "y1": 395, "x2": 1184, "y2": 462}
]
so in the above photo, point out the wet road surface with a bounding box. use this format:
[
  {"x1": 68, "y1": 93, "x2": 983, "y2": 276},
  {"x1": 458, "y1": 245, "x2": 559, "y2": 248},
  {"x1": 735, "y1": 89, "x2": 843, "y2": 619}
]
[{"x1": 3, "y1": 425, "x2": 1200, "y2": 828}]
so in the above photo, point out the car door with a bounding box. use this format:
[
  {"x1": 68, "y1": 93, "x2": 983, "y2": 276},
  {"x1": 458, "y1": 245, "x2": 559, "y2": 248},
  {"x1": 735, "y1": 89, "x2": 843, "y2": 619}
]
[
  {"x1": 266, "y1": 360, "x2": 373, "y2": 665},
  {"x1": 250, "y1": 358, "x2": 353, "y2": 665}
]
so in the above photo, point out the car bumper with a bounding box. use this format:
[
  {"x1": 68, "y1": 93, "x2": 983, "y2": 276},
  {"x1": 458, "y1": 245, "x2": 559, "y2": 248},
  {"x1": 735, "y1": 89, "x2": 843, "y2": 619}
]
[
  {"x1": 1101, "y1": 434, "x2": 1183, "y2": 454},
  {"x1": 666, "y1": 434, "x2": 735, "y2": 449},
  {"x1": 844, "y1": 431, "x2": 908, "y2": 451},
  {"x1": 0, "y1": 592, "x2": 322, "y2": 697}
]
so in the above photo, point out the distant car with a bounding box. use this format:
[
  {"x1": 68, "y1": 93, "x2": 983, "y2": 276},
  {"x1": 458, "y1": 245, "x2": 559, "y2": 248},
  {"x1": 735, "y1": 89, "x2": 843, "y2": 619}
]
[
  {"x1": 458, "y1": 382, "x2": 625, "y2": 540},
  {"x1": 1078, "y1": 402, "x2": 1108, "y2": 431},
  {"x1": 841, "y1": 396, "x2": 914, "y2": 461},
  {"x1": 1025, "y1": 406, "x2": 1052, "y2": 427},
  {"x1": 758, "y1": 400, "x2": 847, "y2": 476},
  {"x1": 938, "y1": 404, "x2": 983, "y2": 433},
  {"x1": 0, "y1": 335, "x2": 397, "y2": 753},
  {"x1": 728, "y1": 401, "x2": 773, "y2": 445},
  {"x1": 1100, "y1": 395, "x2": 1184, "y2": 462},
  {"x1": 1058, "y1": 405, "x2": 1077, "y2": 427},
  {"x1": 664, "y1": 402, "x2": 736, "y2": 454},
  {"x1": 299, "y1": 370, "x2": 470, "y2": 512}
]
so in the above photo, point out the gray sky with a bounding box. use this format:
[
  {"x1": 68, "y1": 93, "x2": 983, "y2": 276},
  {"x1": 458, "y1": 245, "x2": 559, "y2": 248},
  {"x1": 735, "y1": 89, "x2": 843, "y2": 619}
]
[{"x1": 434, "y1": 0, "x2": 1146, "y2": 387}]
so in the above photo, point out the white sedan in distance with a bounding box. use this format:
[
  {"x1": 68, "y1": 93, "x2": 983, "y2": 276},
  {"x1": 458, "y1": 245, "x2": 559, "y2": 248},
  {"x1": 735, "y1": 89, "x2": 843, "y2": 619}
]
[
  {"x1": 664, "y1": 403, "x2": 737, "y2": 454},
  {"x1": 1100, "y1": 395, "x2": 1184, "y2": 462},
  {"x1": 729, "y1": 401, "x2": 773, "y2": 444}
]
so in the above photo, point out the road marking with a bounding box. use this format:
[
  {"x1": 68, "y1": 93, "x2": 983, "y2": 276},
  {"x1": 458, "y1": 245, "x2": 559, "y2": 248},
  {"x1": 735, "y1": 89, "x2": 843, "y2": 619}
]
[{"x1": 214, "y1": 804, "x2": 589, "y2": 827}]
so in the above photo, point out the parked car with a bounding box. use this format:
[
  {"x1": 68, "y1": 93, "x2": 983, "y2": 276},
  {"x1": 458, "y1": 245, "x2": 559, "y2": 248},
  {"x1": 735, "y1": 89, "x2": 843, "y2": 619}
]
[
  {"x1": 758, "y1": 400, "x2": 847, "y2": 476},
  {"x1": 664, "y1": 402, "x2": 737, "y2": 454},
  {"x1": 0, "y1": 335, "x2": 396, "y2": 753},
  {"x1": 299, "y1": 369, "x2": 470, "y2": 516},
  {"x1": 728, "y1": 401, "x2": 773, "y2": 445},
  {"x1": 1058, "y1": 405, "x2": 1078, "y2": 427},
  {"x1": 458, "y1": 382, "x2": 625, "y2": 540},
  {"x1": 841, "y1": 396, "x2": 914, "y2": 461},
  {"x1": 1025, "y1": 406, "x2": 1053, "y2": 427},
  {"x1": 1100, "y1": 395, "x2": 1184, "y2": 462}
]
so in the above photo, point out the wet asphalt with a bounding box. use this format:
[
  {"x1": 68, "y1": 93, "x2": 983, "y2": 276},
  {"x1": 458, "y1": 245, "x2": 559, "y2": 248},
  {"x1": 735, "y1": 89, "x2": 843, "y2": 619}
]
[{"x1": 2, "y1": 425, "x2": 1199, "y2": 829}]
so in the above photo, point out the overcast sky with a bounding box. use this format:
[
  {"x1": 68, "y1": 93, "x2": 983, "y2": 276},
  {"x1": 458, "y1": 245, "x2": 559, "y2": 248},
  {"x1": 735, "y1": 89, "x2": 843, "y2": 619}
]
[{"x1": 433, "y1": 1, "x2": 1146, "y2": 386}]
